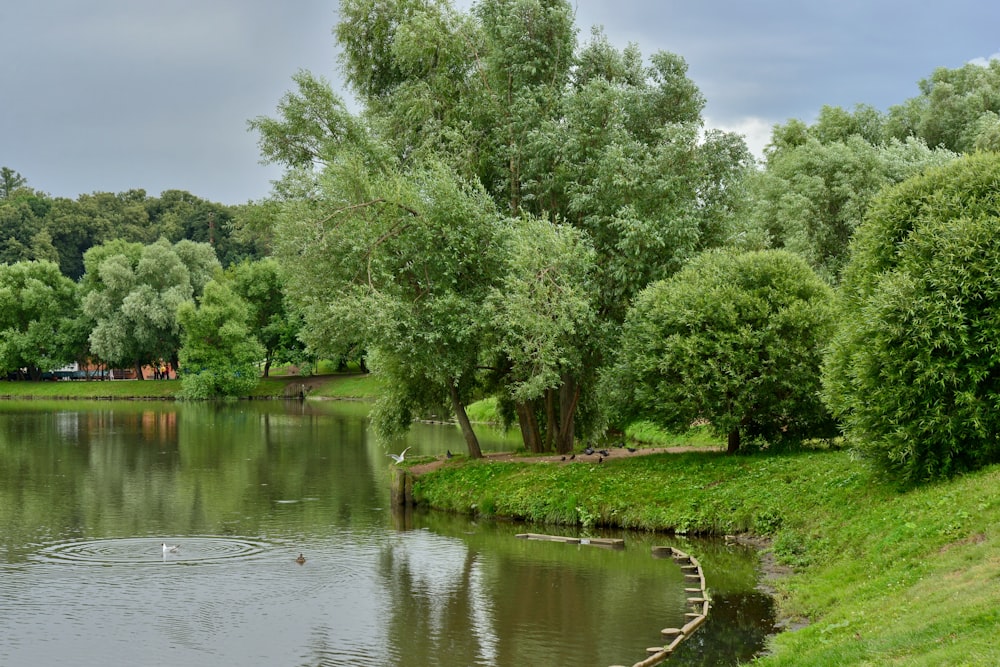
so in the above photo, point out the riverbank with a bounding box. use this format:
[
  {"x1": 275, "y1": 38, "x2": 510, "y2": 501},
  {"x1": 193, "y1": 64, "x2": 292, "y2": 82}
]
[
  {"x1": 411, "y1": 449, "x2": 1000, "y2": 666},
  {"x1": 0, "y1": 372, "x2": 381, "y2": 401}
]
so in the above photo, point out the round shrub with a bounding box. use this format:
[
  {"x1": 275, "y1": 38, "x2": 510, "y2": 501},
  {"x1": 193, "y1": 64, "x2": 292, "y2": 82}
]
[
  {"x1": 823, "y1": 152, "x2": 1000, "y2": 483},
  {"x1": 608, "y1": 248, "x2": 836, "y2": 453}
]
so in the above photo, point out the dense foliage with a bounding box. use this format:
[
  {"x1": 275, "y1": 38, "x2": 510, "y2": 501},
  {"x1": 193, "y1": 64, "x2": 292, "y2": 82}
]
[
  {"x1": 177, "y1": 280, "x2": 265, "y2": 398},
  {"x1": 609, "y1": 249, "x2": 836, "y2": 453},
  {"x1": 255, "y1": 0, "x2": 752, "y2": 453},
  {"x1": 823, "y1": 152, "x2": 1000, "y2": 482},
  {"x1": 0, "y1": 260, "x2": 82, "y2": 379}
]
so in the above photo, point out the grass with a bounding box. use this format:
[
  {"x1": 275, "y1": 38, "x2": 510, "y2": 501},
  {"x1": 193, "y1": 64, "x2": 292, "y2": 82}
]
[
  {"x1": 0, "y1": 370, "x2": 383, "y2": 401},
  {"x1": 412, "y1": 449, "x2": 1000, "y2": 666}
]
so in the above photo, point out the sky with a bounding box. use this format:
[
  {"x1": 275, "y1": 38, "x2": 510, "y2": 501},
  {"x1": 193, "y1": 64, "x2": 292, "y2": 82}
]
[{"x1": 2, "y1": 1, "x2": 998, "y2": 206}]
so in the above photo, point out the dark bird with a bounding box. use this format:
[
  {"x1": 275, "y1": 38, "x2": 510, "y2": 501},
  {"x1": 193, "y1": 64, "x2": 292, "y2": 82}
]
[
  {"x1": 570, "y1": 453, "x2": 576, "y2": 460},
  {"x1": 598, "y1": 456, "x2": 604, "y2": 463},
  {"x1": 599, "y1": 449, "x2": 610, "y2": 457},
  {"x1": 561, "y1": 456, "x2": 566, "y2": 461},
  {"x1": 446, "y1": 450, "x2": 454, "y2": 459},
  {"x1": 584, "y1": 447, "x2": 595, "y2": 455},
  {"x1": 626, "y1": 447, "x2": 637, "y2": 453}
]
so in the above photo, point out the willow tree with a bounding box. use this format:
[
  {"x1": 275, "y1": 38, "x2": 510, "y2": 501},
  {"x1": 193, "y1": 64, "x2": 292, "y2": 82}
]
[
  {"x1": 254, "y1": 0, "x2": 751, "y2": 451},
  {"x1": 274, "y1": 154, "x2": 502, "y2": 458}
]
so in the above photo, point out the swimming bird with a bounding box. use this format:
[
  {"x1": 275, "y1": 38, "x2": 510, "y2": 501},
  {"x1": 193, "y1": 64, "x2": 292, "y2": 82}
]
[
  {"x1": 295, "y1": 553, "x2": 306, "y2": 565},
  {"x1": 162, "y1": 543, "x2": 180, "y2": 554},
  {"x1": 387, "y1": 447, "x2": 411, "y2": 463}
]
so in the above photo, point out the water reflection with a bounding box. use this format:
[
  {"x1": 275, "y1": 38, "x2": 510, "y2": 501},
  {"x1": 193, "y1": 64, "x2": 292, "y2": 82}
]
[{"x1": 0, "y1": 400, "x2": 774, "y2": 666}]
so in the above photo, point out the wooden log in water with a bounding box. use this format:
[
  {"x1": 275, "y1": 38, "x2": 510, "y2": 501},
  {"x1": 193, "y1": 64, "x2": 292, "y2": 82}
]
[
  {"x1": 516, "y1": 533, "x2": 580, "y2": 544},
  {"x1": 681, "y1": 614, "x2": 707, "y2": 636},
  {"x1": 660, "y1": 627, "x2": 682, "y2": 637}
]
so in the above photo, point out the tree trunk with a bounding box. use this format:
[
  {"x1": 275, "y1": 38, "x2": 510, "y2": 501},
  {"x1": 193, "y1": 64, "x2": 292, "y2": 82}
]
[
  {"x1": 555, "y1": 373, "x2": 580, "y2": 454},
  {"x1": 263, "y1": 356, "x2": 271, "y2": 378},
  {"x1": 516, "y1": 400, "x2": 542, "y2": 453},
  {"x1": 544, "y1": 389, "x2": 556, "y2": 451},
  {"x1": 450, "y1": 383, "x2": 483, "y2": 459},
  {"x1": 727, "y1": 428, "x2": 740, "y2": 454},
  {"x1": 134, "y1": 360, "x2": 144, "y2": 380}
]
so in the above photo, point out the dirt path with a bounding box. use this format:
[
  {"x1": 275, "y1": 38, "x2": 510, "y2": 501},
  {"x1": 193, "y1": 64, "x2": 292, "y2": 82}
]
[{"x1": 408, "y1": 445, "x2": 724, "y2": 475}]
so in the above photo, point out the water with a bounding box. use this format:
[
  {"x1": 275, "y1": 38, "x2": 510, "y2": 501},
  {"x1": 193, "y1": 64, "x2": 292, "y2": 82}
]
[{"x1": 0, "y1": 399, "x2": 774, "y2": 666}]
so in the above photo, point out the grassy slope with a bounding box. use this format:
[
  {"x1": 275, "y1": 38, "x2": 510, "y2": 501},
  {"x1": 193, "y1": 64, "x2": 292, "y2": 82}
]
[{"x1": 413, "y1": 450, "x2": 1000, "y2": 666}]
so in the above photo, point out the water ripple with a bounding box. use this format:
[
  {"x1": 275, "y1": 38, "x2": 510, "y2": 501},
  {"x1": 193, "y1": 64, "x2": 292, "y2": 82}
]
[{"x1": 32, "y1": 536, "x2": 271, "y2": 566}]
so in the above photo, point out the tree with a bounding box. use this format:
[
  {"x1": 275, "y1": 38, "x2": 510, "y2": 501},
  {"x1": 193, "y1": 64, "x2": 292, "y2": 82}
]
[
  {"x1": 177, "y1": 280, "x2": 264, "y2": 398},
  {"x1": 275, "y1": 155, "x2": 502, "y2": 458},
  {"x1": 0, "y1": 260, "x2": 81, "y2": 379},
  {"x1": 749, "y1": 134, "x2": 956, "y2": 282},
  {"x1": 608, "y1": 249, "x2": 836, "y2": 453},
  {"x1": 80, "y1": 238, "x2": 221, "y2": 376},
  {"x1": 255, "y1": 0, "x2": 752, "y2": 451},
  {"x1": 823, "y1": 152, "x2": 1000, "y2": 483},
  {"x1": 487, "y1": 217, "x2": 598, "y2": 453},
  {"x1": 885, "y1": 60, "x2": 1000, "y2": 153},
  {"x1": 225, "y1": 258, "x2": 304, "y2": 377},
  {"x1": 0, "y1": 167, "x2": 28, "y2": 199}
]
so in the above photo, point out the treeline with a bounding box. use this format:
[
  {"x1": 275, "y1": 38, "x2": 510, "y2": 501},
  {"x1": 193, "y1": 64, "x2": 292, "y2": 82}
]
[{"x1": 0, "y1": 171, "x2": 266, "y2": 279}]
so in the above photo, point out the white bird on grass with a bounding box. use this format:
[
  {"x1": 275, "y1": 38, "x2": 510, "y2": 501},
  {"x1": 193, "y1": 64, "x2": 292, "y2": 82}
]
[
  {"x1": 162, "y1": 543, "x2": 180, "y2": 554},
  {"x1": 387, "y1": 447, "x2": 411, "y2": 464}
]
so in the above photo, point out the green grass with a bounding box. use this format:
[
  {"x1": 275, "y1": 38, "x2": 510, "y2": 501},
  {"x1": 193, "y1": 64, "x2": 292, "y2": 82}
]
[
  {"x1": 624, "y1": 419, "x2": 719, "y2": 447},
  {"x1": 0, "y1": 371, "x2": 384, "y2": 401},
  {"x1": 412, "y1": 450, "x2": 1000, "y2": 666},
  {"x1": 0, "y1": 378, "x2": 180, "y2": 399}
]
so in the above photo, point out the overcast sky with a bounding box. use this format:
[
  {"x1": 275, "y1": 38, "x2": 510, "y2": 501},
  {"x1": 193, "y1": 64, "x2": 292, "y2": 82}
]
[{"x1": 2, "y1": 1, "x2": 998, "y2": 205}]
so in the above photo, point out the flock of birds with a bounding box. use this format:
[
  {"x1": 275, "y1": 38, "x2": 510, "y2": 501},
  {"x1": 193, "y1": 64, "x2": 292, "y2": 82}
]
[{"x1": 386, "y1": 441, "x2": 640, "y2": 464}]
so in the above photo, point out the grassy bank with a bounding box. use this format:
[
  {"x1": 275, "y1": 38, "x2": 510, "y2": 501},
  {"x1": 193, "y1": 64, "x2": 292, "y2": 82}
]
[
  {"x1": 413, "y1": 449, "x2": 1000, "y2": 665},
  {"x1": 0, "y1": 372, "x2": 382, "y2": 400}
]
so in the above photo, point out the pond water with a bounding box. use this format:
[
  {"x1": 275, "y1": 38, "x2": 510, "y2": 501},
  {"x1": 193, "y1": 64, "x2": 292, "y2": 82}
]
[{"x1": 0, "y1": 399, "x2": 775, "y2": 666}]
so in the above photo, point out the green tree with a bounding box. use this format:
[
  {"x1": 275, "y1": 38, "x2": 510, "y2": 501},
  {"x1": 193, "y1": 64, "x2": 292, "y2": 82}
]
[
  {"x1": 225, "y1": 258, "x2": 304, "y2": 377},
  {"x1": 823, "y1": 152, "x2": 1000, "y2": 483},
  {"x1": 177, "y1": 280, "x2": 264, "y2": 398},
  {"x1": 0, "y1": 260, "x2": 80, "y2": 379},
  {"x1": 885, "y1": 60, "x2": 1000, "y2": 153},
  {"x1": 275, "y1": 156, "x2": 501, "y2": 458},
  {"x1": 609, "y1": 249, "x2": 836, "y2": 453},
  {"x1": 80, "y1": 238, "x2": 221, "y2": 377},
  {"x1": 0, "y1": 167, "x2": 28, "y2": 199},
  {"x1": 487, "y1": 217, "x2": 598, "y2": 453},
  {"x1": 256, "y1": 0, "x2": 752, "y2": 451},
  {"x1": 749, "y1": 134, "x2": 956, "y2": 282}
]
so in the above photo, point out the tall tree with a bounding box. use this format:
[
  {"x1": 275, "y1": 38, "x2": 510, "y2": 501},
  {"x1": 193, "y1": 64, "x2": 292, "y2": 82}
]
[
  {"x1": 0, "y1": 260, "x2": 81, "y2": 379},
  {"x1": 80, "y1": 238, "x2": 220, "y2": 377},
  {"x1": 177, "y1": 280, "x2": 264, "y2": 398},
  {"x1": 255, "y1": 0, "x2": 752, "y2": 450},
  {"x1": 225, "y1": 258, "x2": 304, "y2": 377}
]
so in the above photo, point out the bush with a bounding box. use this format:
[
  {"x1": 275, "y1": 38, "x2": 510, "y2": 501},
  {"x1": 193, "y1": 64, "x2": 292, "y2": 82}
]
[
  {"x1": 608, "y1": 248, "x2": 836, "y2": 453},
  {"x1": 823, "y1": 152, "x2": 1000, "y2": 483}
]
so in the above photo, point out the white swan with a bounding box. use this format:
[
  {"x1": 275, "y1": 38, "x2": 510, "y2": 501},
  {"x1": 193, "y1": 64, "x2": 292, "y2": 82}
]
[
  {"x1": 387, "y1": 447, "x2": 411, "y2": 463},
  {"x1": 162, "y1": 543, "x2": 180, "y2": 554}
]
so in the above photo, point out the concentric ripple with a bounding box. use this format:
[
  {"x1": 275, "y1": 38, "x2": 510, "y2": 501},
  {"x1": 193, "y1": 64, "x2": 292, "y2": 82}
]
[{"x1": 34, "y1": 536, "x2": 270, "y2": 566}]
